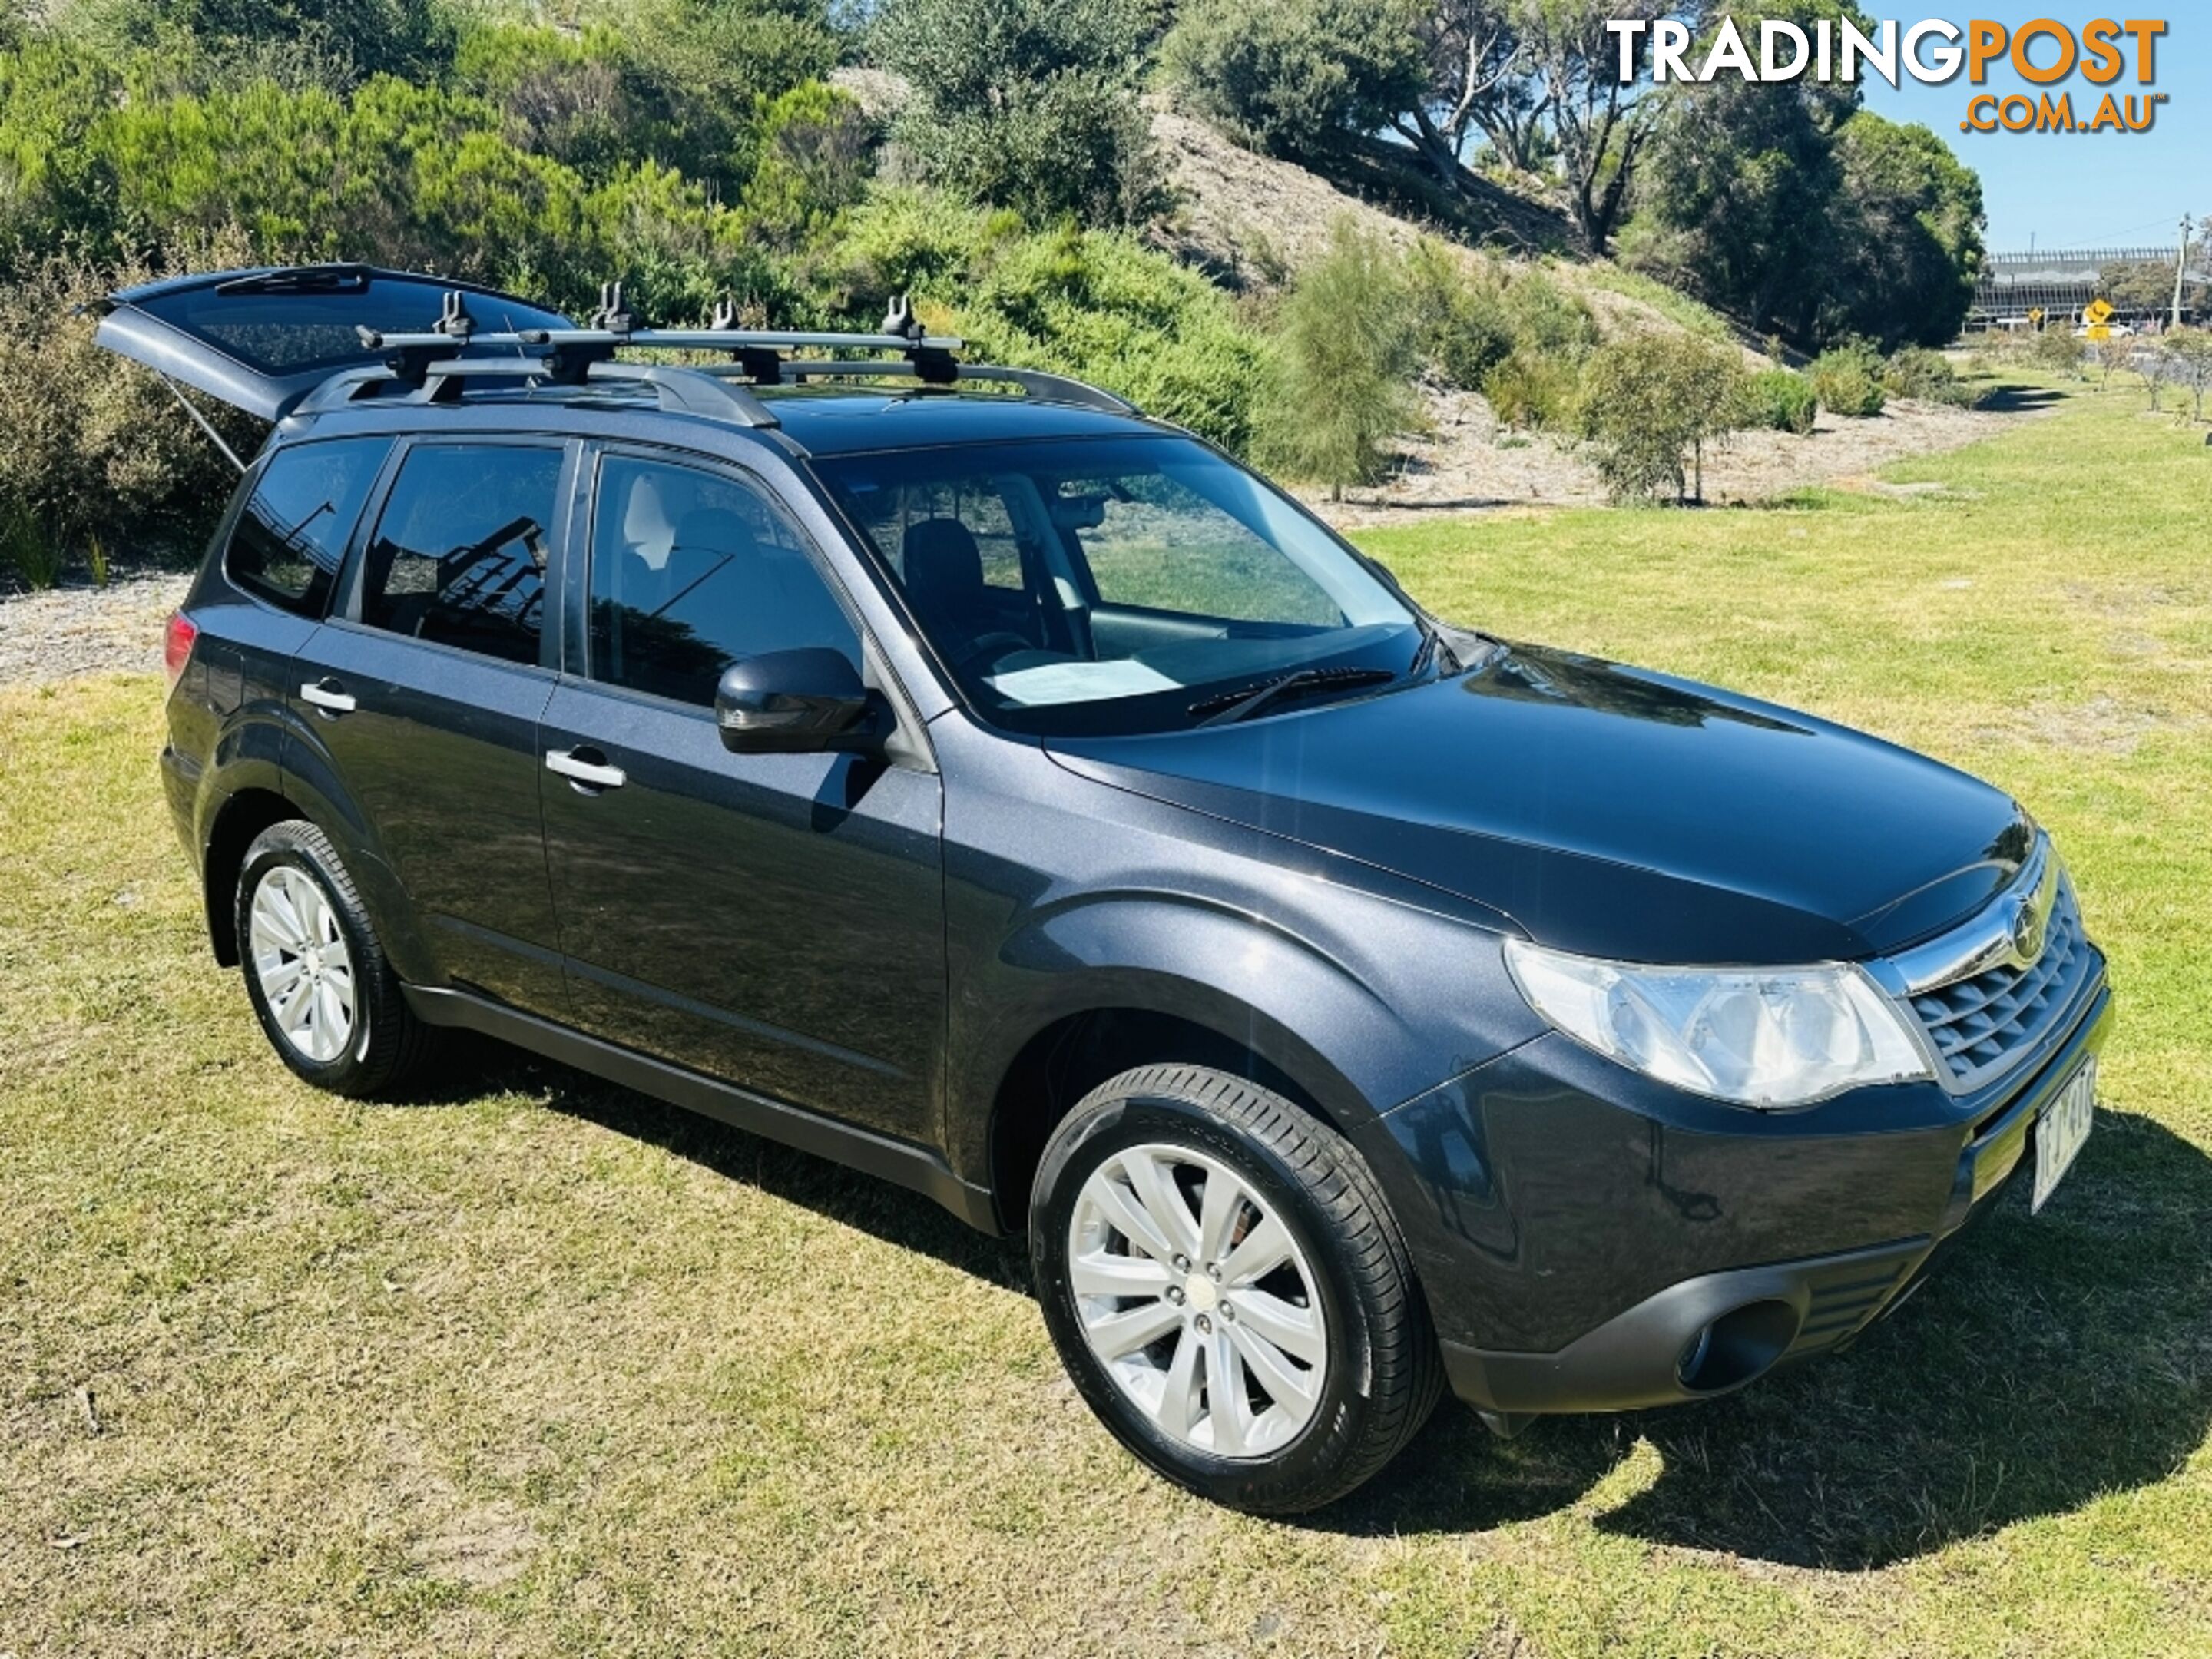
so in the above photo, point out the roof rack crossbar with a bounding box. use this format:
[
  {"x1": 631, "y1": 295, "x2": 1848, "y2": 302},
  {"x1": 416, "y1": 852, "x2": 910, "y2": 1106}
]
[{"x1": 356, "y1": 326, "x2": 963, "y2": 355}]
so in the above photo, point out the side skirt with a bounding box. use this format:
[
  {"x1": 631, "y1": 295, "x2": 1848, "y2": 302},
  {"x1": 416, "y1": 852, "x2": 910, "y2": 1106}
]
[{"x1": 403, "y1": 984, "x2": 1002, "y2": 1234}]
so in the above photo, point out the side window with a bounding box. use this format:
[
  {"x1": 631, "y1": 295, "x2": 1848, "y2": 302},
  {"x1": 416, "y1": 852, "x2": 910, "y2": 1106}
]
[
  {"x1": 588, "y1": 455, "x2": 859, "y2": 707},
  {"x1": 226, "y1": 437, "x2": 390, "y2": 617},
  {"x1": 359, "y1": 444, "x2": 565, "y2": 666}
]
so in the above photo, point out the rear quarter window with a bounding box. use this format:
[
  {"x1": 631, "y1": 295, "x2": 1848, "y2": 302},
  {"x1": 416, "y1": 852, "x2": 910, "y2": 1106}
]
[{"x1": 227, "y1": 437, "x2": 392, "y2": 617}]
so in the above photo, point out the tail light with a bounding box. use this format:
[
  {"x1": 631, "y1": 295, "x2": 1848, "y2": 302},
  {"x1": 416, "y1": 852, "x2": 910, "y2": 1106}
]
[{"x1": 163, "y1": 611, "x2": 198, "y2": 692}]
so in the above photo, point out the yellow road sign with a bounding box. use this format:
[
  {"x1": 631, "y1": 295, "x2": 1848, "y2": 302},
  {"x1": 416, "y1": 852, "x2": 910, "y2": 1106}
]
[
  {"x1": 2087, "y1": 323, "x2": 2113, "y2": 342},
  {"x1": 2028, "y1": 307, "x2": 2046, "y2": 325},
  {"x1": 2085, "y1": 298, "x2": 2115, "y2": 325}
]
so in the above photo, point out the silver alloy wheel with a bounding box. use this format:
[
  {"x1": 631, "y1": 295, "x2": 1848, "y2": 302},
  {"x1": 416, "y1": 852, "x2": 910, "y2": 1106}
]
[
  {"x1": 248, "y1": 866, "x2": 357, "y2": 1064},
  {"x1": 1068, "y1": 1143, "x2": 1328, "y2": 1459}
]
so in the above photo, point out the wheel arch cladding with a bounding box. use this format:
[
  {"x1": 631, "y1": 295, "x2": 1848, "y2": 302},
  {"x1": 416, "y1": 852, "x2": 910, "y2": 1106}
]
[
  {"x1": 202, "y1": 786, "x2": 310, "y2": 965},
  {"x1": 982, "y1": 1004, "x2": 1352, "y2": 1233}
]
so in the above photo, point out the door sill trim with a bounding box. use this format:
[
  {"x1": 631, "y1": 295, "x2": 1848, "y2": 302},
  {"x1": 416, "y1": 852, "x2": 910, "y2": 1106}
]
[{"x1": 402, "y1": 984, "x2": 1001, "y2": 1233}]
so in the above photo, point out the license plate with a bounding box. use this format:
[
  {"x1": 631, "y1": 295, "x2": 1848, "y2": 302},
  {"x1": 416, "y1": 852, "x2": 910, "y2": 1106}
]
[{"x1": 2032, "y1": 1055, "x2": 2097, "y2": 1214}]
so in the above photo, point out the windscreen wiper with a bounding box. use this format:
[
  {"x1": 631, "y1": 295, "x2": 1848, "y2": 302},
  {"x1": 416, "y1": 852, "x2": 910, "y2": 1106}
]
[{"x1": 1190, "y1": 665, "x2": 1399, "y2": 727}]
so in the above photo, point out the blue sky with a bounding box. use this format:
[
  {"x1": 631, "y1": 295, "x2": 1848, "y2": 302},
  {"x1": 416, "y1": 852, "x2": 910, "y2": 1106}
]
[{"x1": 1854, "y1": 6, "x2": 2206, "y2": 252}]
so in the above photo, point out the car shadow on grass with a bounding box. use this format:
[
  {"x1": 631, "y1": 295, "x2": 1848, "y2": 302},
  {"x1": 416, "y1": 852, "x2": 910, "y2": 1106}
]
[
  {"x1": 1303, "y1": 1110, "x2": 2212, "y2": 1570},
  {"x1": 426, "y1": 1038, "x2": 1028, "y2": 1286}
]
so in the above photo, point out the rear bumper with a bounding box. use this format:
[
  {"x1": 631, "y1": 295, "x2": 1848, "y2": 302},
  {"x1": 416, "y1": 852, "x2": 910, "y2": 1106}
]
[{"x1": 1384, "y1": 979, "x2": 2113, "y2": 1419}]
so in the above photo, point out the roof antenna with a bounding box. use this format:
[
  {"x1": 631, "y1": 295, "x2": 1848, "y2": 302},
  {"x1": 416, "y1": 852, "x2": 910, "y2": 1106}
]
[
  {"x1": 432, "y1": 290, "x2": 474, "y2": 342},
  {"x1": 589, "y1": 280, "x2": 634, "y2": 336},
  {"x1": 882, "y1": 294, "x2": 923, "y2": 342}
]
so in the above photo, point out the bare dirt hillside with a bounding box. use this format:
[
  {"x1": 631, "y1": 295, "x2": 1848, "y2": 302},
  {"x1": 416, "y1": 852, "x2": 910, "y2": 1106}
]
[{"x1": 1148, "y1": 105, "x2": 1692, "y2": 341}]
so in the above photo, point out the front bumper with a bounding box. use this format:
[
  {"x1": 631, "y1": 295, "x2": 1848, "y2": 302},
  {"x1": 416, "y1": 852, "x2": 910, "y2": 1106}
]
[{"x1": 1359, "y1": 968, "x2": 2112, "y2": 1418}]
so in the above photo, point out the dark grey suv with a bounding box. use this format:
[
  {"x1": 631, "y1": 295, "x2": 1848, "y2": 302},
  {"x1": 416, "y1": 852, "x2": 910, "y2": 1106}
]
[{"x1": 105, "y1": 266, "x2": 2112, "y2": 1513}]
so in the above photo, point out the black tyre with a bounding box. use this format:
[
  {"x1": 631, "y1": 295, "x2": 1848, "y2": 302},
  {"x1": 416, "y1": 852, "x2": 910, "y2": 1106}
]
[
  {"x1": 233, "y1": 820, "x2": 434, "y2": 1098},
  {"x1": 1031, "y1": 1064, "x2": 1441, "y2": 1513}
]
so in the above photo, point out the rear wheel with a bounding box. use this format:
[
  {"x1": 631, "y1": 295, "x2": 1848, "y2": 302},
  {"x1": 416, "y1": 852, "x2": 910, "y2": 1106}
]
[
  {"x1": 234, "y1": 820, "x2": 433, "y2": 1097},
  {"x1": 1030, "y1": 1064, "x2": 1440, "y2": 1513}
]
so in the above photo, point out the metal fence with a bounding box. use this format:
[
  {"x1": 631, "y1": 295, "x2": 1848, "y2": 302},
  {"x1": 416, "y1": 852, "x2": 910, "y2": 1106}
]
[{"x1": 1973, "y1": 247, "x2": 2207, "y2": 328}]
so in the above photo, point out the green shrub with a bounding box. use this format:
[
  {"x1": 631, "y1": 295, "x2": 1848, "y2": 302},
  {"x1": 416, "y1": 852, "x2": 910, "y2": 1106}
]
[
  {"x1": 1809, "y1": 340, "x2": 1888, "y2": 418},
  {"x1": 1578, "y1": 333, "x2": 1752, "y2": 503},
  {"x1": 452, "y1": 23, "x2": 637, "y2": 178},
  {"x1": 826, "y1": 194, "x2": 1267, "y2": 452},
  {"x1": 0, "y1": 495, "x2": 65, "y2": 589},
  {"x1": 1747, "y1": 366, "x2": 1818, "y2": 434},
  {"x1": 1482, "y1": 349, "x2": 1580, "y2": 432},
  {"x1": 1251, "y1": 219, "x2": 1420, "y2": 497},
  {"x1": 0, "y1": 35, "x2": 123, "y2": 256},
  {"x1": 1883, "y1": 346, "x2": 1972, "y2": 406},
  {"x1": 967, "y1": 224, "x2": 1268, "y2": 451},
  {"x1": 1160, "y1": 0, "x2": 1424, "y2": 166},
  {"x1": 57, "y1": 0, "x2": 459, "y2": 84},
  {"x1": 872, "y1": 0, "x2": 1163, "y2": 225},
  {"x1": 1507, "y1": 268, "x2": 1602, "y2": 361},
  {"x1": 1405, "y1": 238, "x2": 1513, "y2": 389},
  {"x1": 0, "y1": 242, "x2": 258, "y2": 564},
  {"x1": 735, "y1": 82, "x2": 879, "y2": 253},
  {"x1": 2029, "y1": 329, "x2": 2086, "y2": 376},
  {"x1": 614, "y1": 0, "x2": 841, "y2": 193}
]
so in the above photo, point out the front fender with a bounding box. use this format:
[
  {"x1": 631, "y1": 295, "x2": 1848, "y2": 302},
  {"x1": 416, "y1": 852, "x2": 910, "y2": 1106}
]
[
  {"x1": 935, "y1": 726, "x2": 1545, "y2": 1187},
  {"x1": 978, "y1": 889, "x2": 1399, "y2": 1125}
]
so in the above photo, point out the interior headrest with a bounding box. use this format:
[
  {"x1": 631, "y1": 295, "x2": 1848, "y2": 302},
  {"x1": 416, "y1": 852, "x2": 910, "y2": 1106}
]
[
  {"x1": 622, "y1": 472, "x2": 679, "y2": 558},
  {"x1": 902, "y1": 518, "x2": 984, "y2": 603}
]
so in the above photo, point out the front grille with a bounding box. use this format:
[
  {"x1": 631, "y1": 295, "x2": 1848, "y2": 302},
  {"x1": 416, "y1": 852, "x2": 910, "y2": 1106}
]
[{"x1": 1908, "y1": 879, "x2": 2092, "y2": 1091}]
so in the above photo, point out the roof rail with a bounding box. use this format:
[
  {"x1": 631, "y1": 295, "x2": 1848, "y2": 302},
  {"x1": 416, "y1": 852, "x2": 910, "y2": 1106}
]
[{"x1": 693, "y1": 359, "x2": 1136, "y2": 416}]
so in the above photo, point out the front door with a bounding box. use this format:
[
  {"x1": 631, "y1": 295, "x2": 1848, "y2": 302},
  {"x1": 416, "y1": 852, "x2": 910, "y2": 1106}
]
[
  {"x1": 539, "y1": 449, "x2": 945, "y2": 1144},
  {"x1": 290, "y1": 438, "x2": 575, "y2": 1013}
]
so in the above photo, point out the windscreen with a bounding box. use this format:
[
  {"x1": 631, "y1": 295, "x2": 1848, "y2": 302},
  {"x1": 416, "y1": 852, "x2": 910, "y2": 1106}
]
[
  {"x1": 813, "y1": 435, "x2": 1426, "y2": 737},
  {"x1": 132, "y1": 271, "x2": 570, "y2": 376}
]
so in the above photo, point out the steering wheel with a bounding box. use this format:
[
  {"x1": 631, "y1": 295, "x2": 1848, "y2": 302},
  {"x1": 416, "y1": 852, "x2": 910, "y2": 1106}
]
[{"x1": 956, "y1": 632, "x2": 1035, "y2": 674}]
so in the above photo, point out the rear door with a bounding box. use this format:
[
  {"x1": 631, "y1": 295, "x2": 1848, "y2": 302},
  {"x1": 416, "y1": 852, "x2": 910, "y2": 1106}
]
[
  {"x1": 288, "y1": 436, "x2": 578, "y2": 1014},
  {"x1": 96, "y1": 265, "x2": 571, "y2": 420}
]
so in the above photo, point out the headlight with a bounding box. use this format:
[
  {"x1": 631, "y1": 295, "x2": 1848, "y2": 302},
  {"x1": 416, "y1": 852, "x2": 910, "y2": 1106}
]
[{"x1": 1502, "y1": 939, "x2": 1932, "y2": 1108}]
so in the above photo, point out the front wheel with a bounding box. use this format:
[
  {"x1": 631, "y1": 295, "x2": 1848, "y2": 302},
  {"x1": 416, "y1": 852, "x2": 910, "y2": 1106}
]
[{"x1": 1030, "y1": 1065, "x2": 1441, "y2": 1514}]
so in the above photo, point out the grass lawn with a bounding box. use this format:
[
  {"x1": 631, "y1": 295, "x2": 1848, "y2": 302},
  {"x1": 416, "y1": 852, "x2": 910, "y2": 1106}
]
[{"x1": 3, "y1": 377, "x2": 2210, "y2": 1657}]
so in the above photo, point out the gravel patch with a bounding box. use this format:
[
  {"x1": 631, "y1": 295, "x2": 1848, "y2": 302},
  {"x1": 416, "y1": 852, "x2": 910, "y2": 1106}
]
[
  {"x1": 1306, "y1": 392, "x2": 2050, "y2": 529},
  {"x1": 0, "y1": 572, "x2": 193, "y2": 687}
]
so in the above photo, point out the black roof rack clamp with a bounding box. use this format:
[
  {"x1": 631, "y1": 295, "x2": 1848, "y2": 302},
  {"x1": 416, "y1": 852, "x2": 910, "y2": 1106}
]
[
  {"x1": 588, "y1": 280, "x2": 635, "y2": 336},
  {"x1": 434, "y1": 290, "x2": 475, "y2": 341},
  {"x1": 882, "y1": 295, "x2": 924, "y2": 341},
  {"x1": 879, "y1": 294, "x2": 955, "y2": 385}
]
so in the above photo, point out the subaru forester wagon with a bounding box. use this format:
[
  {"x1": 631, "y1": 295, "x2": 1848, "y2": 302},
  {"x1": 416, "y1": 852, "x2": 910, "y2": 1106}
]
[{"x1": 103, "y1": 266, "x2": 2112, "y2": 1513}]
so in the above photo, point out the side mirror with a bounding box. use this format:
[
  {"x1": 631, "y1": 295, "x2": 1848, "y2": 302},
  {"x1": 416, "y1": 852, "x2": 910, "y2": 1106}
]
[{"x1": 714, "y1": 648, "x2": 879, "y2": 755}]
